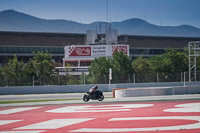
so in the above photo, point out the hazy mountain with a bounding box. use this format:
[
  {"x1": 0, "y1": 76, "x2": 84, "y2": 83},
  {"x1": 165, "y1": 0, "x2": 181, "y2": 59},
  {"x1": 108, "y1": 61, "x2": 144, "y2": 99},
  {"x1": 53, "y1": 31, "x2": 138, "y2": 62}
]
[{"x1": 0, "y1": 9, "x2": 200, "y2": 37}]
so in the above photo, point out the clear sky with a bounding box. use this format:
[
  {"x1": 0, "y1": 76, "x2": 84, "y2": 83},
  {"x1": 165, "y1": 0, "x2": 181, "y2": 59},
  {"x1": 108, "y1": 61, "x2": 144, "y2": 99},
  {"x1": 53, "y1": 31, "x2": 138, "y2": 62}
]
[{"x1": 0, "y1": 0, "x2": 200, "y2": 28}]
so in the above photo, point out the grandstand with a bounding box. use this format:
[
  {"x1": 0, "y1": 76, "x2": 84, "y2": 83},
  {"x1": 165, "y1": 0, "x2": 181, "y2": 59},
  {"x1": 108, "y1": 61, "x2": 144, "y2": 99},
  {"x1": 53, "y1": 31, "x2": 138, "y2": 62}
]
[{"x1": 0, "y1": 31, "x2": 200, "y2": 66}]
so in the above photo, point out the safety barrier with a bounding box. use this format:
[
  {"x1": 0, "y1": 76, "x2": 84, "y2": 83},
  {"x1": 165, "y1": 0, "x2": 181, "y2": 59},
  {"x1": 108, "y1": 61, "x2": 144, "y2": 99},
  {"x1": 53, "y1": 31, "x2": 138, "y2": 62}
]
[
  {"x1": 0, "y1": 82, "x2": 200, "y2": 95},
  {"x1": 114, "y1": 85, "x2": 200, "y2": 98}
]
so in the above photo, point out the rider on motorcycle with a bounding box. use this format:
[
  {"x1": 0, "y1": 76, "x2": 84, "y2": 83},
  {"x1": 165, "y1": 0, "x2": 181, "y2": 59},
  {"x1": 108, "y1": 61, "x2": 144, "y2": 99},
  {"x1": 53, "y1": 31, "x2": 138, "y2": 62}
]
[
  {"x1": 83, "y1": 85, "x2": 104, "y2": 102},
  {"x1": 89, "y1": 85, "x2": 98, "y2": 98}
]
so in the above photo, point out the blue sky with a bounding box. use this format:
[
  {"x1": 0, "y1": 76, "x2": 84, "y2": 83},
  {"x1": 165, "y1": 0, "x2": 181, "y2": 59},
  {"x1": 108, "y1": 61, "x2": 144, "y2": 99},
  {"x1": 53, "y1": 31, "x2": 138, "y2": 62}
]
[{"x1": 0, "y1": 0, "x2": 200, "y2": 28}]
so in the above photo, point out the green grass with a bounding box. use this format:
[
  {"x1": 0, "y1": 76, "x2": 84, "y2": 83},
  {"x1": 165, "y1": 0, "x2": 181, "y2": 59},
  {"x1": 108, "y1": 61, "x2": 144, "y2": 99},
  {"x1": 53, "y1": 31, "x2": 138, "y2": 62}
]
[
  {"x1": 0, "y1": 99, "x2": 82, "y2": 104},
  {"x1": 0, "y1": 97, "x2": 113, "y2": 104}
]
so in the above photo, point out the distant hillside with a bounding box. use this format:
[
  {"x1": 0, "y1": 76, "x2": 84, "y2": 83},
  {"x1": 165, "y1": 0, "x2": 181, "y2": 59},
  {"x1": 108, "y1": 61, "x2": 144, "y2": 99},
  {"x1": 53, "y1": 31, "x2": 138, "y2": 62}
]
[{"x1": 0, "y1": 9, "x2": 200, "y2": 37}]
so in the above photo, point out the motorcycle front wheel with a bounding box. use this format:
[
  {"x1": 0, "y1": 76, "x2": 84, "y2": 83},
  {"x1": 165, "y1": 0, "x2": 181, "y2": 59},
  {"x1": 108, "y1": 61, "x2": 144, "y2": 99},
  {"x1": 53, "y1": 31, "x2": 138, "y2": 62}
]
[
  {"x1": 83, "y1": 95, "x2": 89, "y2": 102},
  {"x1": 98, "y1": 95, "x2": 104, "y2": 101}
]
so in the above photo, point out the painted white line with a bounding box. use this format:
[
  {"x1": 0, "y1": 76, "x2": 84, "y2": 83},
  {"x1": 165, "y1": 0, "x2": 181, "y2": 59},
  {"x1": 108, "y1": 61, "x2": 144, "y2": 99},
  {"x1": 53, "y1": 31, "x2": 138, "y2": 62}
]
[
  {"x1": 0, "y1": 131, "x2": 45, "y2": 133},
  {"x1": 164, "y1": 102, "x2": 200, "y2": 112},
  {"x1": 46, "y1": 104, "x2": 154, "y2": 113},
  {"x1": 0, "y1": 107, "x2": 42, "y2": 114},
  {"x1": 15, "y1": 118, "x2": 94, "y2": 130},
  {"x1": 70, "y1": 116, "x2": 200, "y2": 132},
  {"x1": 0, "y1": 120, "x2": 22, "y2": 126}
]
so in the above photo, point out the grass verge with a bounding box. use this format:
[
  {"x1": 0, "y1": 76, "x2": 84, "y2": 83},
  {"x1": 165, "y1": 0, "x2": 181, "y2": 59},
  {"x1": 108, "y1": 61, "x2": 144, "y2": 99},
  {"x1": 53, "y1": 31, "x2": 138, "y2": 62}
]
[
  {"x1": 0, "y1": 97, "x2": 113, "y2": 104},
  {"x1": 0, "y1": 99, "x2": 82, "y2": 104}
]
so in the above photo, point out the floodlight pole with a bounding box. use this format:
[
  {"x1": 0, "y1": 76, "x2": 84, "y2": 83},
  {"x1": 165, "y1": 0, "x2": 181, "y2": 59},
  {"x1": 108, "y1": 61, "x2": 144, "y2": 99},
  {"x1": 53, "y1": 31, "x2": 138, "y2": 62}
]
[
  {"x1": 84, "y1": 73, "x2": 85, "y2": 85},
  {"x1": 189, "y1": 42, "x2": 191, "y2": 82},
  {"x1": 109, "y1": 68, "x2": 112, "y2": 84},
  {"x1": 184, "y1": 72, "x2": 186, "y2": 86},
  {"x1": 32, "y1": 76, "x2": 35, "y2": 86}
]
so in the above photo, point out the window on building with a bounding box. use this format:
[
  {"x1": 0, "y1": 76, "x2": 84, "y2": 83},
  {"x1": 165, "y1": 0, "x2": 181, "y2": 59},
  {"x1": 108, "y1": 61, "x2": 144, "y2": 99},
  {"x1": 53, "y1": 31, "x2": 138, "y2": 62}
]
[{"x1": 80, "y1": 61, "x2": 92, "y2": 66}]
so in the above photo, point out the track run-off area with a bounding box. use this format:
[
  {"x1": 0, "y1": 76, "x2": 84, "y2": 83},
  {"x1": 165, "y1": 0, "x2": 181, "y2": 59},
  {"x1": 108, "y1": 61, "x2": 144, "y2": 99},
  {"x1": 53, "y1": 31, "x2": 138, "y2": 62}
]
[{"x1": 0, "y1": 100, "x2": 200, "y2": 133}]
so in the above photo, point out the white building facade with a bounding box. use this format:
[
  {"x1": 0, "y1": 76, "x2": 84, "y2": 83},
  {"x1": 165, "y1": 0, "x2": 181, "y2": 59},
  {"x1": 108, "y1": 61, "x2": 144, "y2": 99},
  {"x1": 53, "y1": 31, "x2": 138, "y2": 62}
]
[{"x1": 58, "y1": 29, "x2": 129, "y2": 75}]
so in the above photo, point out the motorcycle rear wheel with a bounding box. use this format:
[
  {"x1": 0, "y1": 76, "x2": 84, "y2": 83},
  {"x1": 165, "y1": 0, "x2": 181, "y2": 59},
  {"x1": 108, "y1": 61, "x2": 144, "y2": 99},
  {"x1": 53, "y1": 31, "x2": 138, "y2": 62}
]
[{"x1": 83, "y1": 95, "x2": 89, "y2": 102}]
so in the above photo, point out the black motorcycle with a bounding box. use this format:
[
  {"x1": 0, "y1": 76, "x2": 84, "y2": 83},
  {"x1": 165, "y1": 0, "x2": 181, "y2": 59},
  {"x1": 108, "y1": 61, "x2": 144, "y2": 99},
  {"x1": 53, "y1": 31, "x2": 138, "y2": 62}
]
[{"x1": 83, "y1": 90, "x2": 104, "y2": 102}]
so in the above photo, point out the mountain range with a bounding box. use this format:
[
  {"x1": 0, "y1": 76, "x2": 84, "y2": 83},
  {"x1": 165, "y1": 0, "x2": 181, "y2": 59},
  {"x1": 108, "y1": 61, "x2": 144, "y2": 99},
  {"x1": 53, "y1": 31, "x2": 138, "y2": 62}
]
[{"x1": 0, "y1": 9, "x2": 200, "y2": 37}]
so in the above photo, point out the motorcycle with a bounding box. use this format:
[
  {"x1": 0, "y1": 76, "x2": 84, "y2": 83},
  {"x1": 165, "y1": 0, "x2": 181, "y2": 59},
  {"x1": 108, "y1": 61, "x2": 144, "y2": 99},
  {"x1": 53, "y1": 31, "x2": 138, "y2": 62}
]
[{"x1": 83, "y1": 90, "x2": 104, "y2": 102}]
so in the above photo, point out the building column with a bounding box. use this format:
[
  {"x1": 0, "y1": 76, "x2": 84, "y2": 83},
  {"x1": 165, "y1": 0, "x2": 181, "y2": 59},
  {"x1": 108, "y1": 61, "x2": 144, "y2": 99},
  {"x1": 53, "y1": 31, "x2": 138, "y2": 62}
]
[{"x1": 78, "y1": 60, "x2": 80, "y2": 67}]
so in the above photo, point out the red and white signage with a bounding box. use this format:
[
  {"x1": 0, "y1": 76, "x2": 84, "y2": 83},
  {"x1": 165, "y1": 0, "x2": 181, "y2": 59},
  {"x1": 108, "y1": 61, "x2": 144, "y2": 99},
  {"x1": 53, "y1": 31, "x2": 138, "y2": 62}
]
[
  {"x1": 65, "y1": 45, "x2": 129, "y2": 58},
  {"x1": 69, "y1": 46, "x2": 91, "y2": 56},
  {"x1": 112, "y1": 45, "x2": 128, "y2": 55}
]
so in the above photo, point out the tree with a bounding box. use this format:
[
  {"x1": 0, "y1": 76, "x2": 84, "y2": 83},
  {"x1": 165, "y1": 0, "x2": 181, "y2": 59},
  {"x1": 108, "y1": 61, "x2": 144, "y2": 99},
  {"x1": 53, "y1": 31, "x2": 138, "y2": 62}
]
[
  {"x1": 112, "y1": 52, "x2": 133, "y2": 74},
  {"x1": 1, "y1": 55, "x2": 25, "y2": 86},
  {"x1": 149, "y1": 49, "x2": 188, "y2": 73},
  {"x1": 132, "y1": 56, "x2": 154, "y2": 82},
  {"x1": 88, "y1": 52, "x2": 133, "y2": 84},
  {"x1": 88, "y1": 57, "x2": 111, "y2": 84},
  {"x1": 150, "y1": 55, "x2": 173, "y2": 73},
  {"x1": 149, "y1": 55, "x2": 163, "y2": 73},
  {"x1": 132, "y1": 56, "x2": 153, "y2": 74},
  {"x1": 162, "y1": 49, "x2": 188, "y2": 73},
  {"x1": 149, "y1": 49, "x2": 188, "y2": 82},
  {"x1": 26, "y1": 52, "x2": 54, "y2": 85},
  {"x1": 0, "y1": 67, "x2": 5, "y2": 86},
  {"x1": 111, "y1": 52, "x2": 133, "y2": 83}
]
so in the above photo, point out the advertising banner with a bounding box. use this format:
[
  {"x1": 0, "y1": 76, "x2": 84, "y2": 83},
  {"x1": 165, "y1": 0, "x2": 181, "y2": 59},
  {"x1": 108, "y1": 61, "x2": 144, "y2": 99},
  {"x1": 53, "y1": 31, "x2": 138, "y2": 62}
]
[
  {"x1": 65, "y1": 45, "x2": 129, "y2": 58},
  {"x1": 92, "y1": 45, "x2": 108, "y2": 57},
  {"x1": 112, "y1": 45, "x2": 128, "y2": 55},
  {"x1": 69, "y1": 46, "x2": 91, "y2": 56}
]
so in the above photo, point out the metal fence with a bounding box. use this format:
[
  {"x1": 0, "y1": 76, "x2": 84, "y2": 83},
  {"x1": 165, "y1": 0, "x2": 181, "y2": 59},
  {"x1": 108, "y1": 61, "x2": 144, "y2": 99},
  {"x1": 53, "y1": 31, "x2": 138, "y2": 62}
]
[
  {"x1": 1, "y1": 72, "x2": 200, "y2": 87},
  {"x1": 86, "y1": 72, "x2": 191, "y2": 84}
]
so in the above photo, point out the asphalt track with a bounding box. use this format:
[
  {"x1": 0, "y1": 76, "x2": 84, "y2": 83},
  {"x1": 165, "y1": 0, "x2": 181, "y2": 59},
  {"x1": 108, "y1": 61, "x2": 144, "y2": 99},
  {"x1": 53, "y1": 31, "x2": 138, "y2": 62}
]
[{"x1": 0, "y1": 94, "x2": 200, "y2": 133}]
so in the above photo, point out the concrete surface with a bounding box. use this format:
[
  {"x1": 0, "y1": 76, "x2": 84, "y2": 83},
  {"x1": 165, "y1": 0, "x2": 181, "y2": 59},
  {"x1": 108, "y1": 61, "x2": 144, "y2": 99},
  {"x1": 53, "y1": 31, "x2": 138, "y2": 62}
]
[
  {"x1": 115, "y1": 87, "x2": 173, "y2": 98},
  {"x1": 115, "y1": 85, "x2": 200, "y2": 98}
]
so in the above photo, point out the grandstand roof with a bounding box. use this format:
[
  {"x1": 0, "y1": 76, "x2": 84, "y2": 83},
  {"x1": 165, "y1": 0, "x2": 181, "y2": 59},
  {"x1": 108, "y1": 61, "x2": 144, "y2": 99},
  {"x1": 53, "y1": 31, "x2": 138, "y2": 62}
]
[{"x1": 0, "y1": 31, "x2": 200, "y2": 49}]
